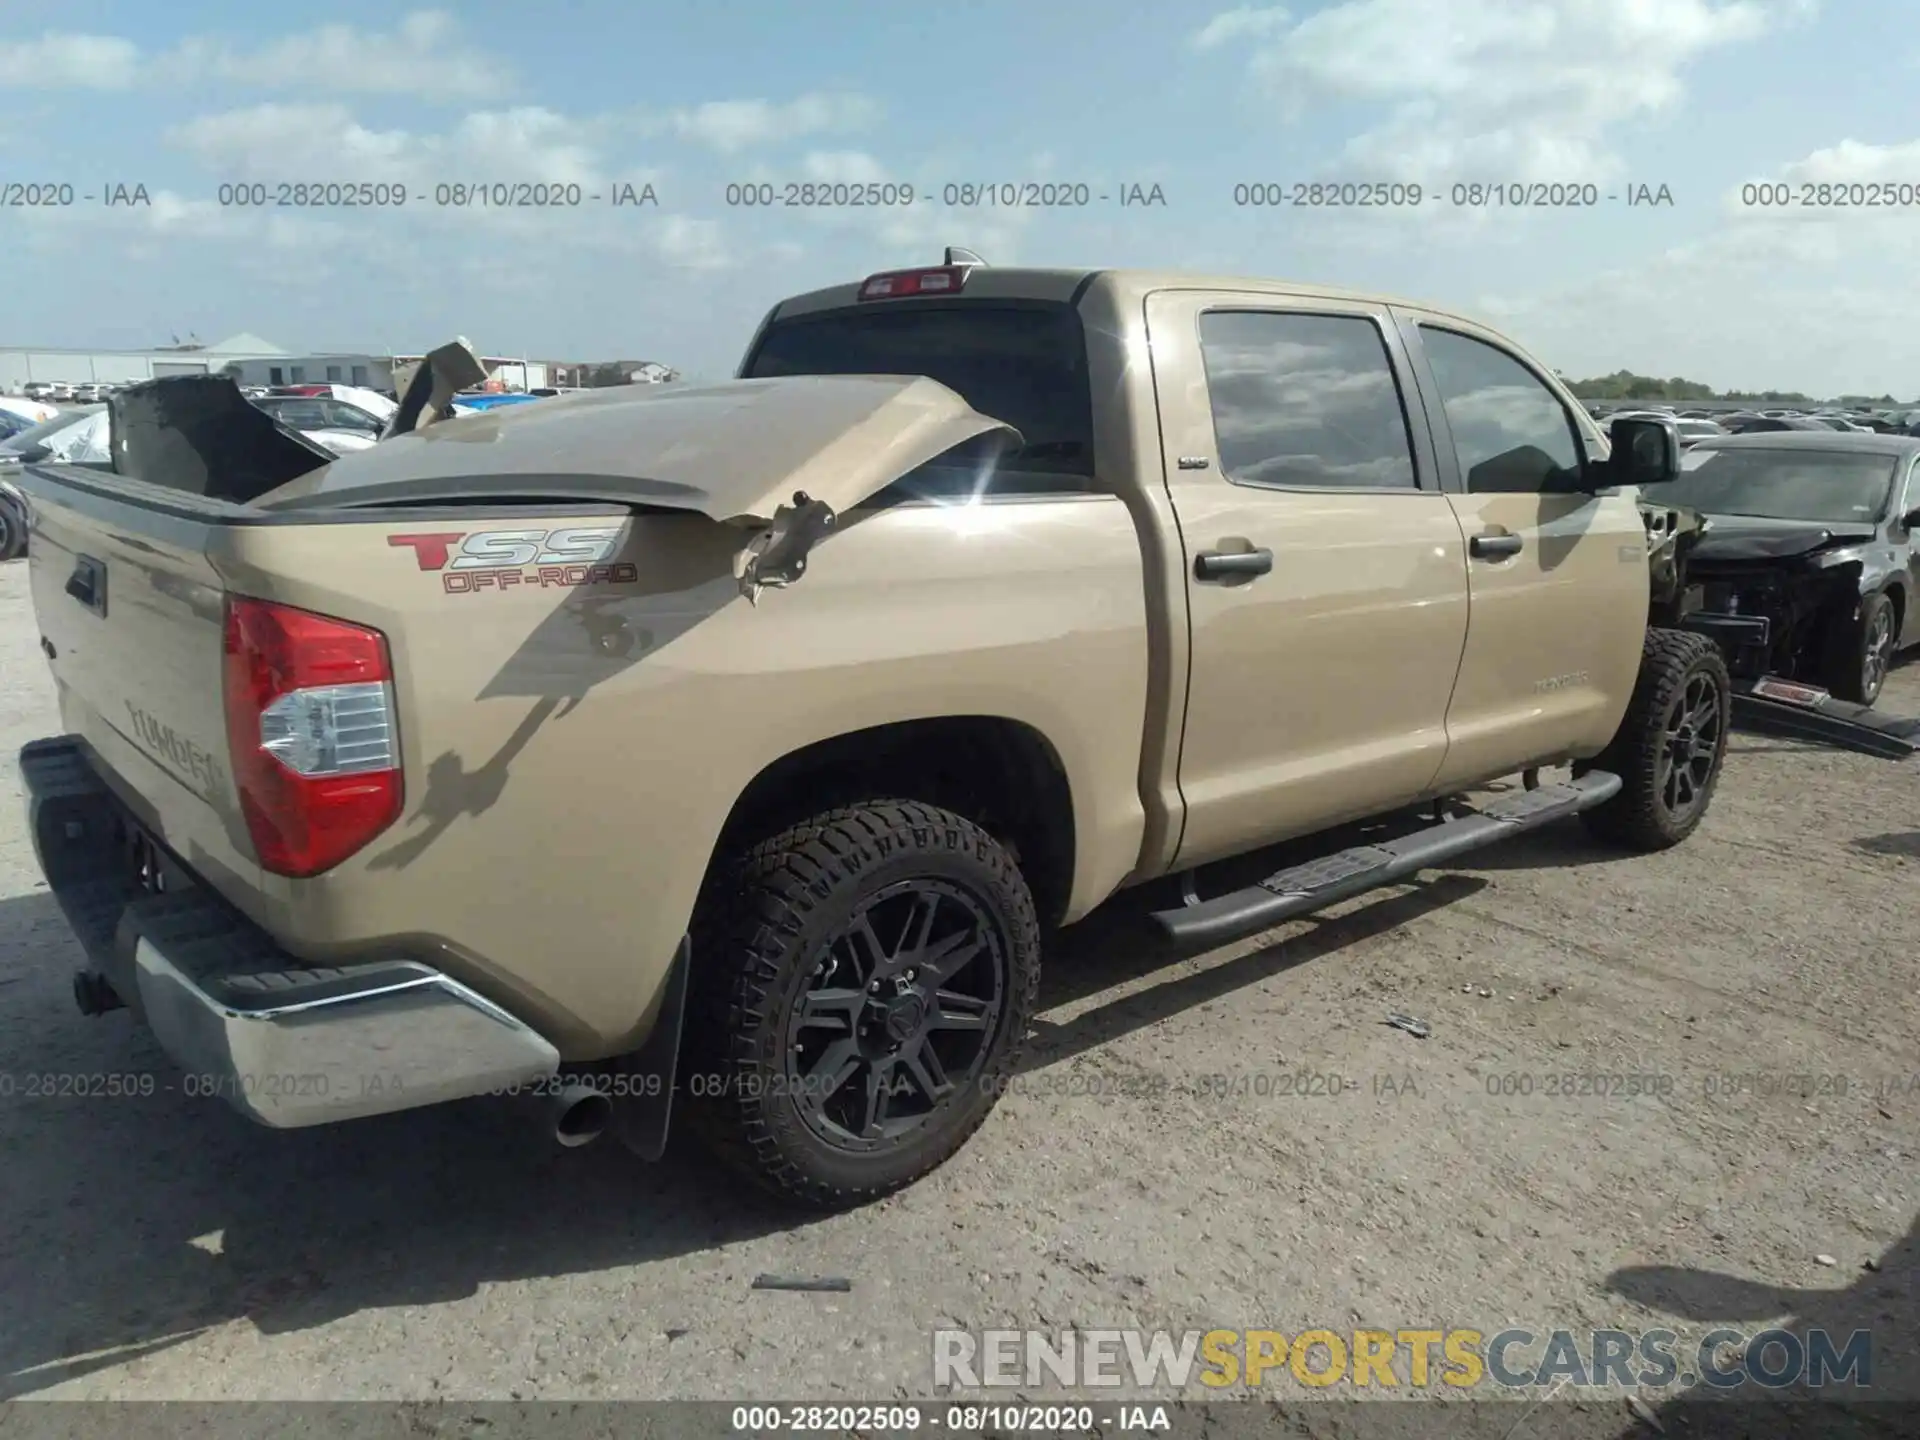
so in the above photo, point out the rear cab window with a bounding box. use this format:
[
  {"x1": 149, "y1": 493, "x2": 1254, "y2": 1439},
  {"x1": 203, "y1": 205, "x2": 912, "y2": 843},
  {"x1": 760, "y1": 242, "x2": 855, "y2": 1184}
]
[{"x1": 739, "y1": 300, "x2": 1098, "y2": 502}]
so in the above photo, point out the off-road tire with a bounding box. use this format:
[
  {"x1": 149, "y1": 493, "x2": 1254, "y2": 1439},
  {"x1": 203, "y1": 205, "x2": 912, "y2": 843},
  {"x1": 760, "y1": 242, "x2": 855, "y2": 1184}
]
[
  {"x1": 1577, "y1": 628, "x2": 1730, "y2": 851},
  {"x1": 1828, "y1": 590, "x2": 1895, "y2": 706},
  {"x1": 683, "y1": 800, "x2": 1040, "y2": 1209}
]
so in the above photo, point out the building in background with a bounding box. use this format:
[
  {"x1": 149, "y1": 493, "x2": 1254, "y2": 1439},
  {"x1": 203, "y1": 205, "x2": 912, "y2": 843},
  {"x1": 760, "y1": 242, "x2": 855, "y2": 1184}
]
[
  {"x1": 0, "y1": 333, "x2": 291, "y2": 391},
  {"x1": 219, "y1": 352, "x2": 394, "y2": 390},
  {"x1": 579, "y1": 359, "x2": 680, "y2": 386}
]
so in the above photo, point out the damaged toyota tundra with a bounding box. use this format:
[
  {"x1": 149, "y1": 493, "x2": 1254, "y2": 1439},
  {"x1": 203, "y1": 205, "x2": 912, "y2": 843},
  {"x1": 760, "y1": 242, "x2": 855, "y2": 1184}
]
[{"x1": 15, "y1": 258, "x2": 1731, "y2": 1207}]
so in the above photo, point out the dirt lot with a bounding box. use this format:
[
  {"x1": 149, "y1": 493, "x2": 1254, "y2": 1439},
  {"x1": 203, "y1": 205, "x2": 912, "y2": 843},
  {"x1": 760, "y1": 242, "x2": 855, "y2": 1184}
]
[{"x1": 0, "y1": 554, "x2": 1913, "y2": 1430}]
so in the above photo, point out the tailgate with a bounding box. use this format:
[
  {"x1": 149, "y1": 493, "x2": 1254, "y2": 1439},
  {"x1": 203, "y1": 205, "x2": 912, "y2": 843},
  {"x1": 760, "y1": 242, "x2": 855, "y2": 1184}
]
[{"x1": 23, "y1": 467, "x2": 254, "y2": 888}]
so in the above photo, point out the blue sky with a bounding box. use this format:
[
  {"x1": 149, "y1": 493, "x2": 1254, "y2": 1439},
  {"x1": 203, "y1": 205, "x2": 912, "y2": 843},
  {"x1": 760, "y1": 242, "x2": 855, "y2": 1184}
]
[{"x1": 5, "y1": 0, "x2": 1918, "y2": 393}]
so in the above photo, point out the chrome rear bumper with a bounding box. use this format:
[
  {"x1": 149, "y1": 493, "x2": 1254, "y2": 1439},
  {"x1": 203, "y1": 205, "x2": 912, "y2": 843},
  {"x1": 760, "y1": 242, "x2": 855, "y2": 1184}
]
[
  {"x1": 23, "y1": 735, "x2": 560, "y2": 1128},
  {"x1": 132, "y1": 947, "x2": 560, "y2": 1127}
]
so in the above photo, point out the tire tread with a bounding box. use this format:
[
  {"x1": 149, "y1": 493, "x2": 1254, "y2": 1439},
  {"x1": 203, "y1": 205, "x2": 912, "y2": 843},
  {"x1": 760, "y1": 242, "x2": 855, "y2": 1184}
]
[
  {"x1": 685, "y1": 799, "x2": 1040, "y2": 1209},
  {"x1": 1578, "y1": 628, "x2": 1729, "y2": 851}
]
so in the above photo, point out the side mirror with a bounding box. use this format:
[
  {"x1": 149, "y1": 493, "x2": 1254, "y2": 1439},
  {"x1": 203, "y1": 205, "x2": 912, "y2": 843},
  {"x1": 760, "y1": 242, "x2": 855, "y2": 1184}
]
[
  {"x1": 1901, "y1": 506, "x2": 1920, "y2": 531},
  {"x1": 1606, "y1": 416, "x2": 1681, "y2": 488}
]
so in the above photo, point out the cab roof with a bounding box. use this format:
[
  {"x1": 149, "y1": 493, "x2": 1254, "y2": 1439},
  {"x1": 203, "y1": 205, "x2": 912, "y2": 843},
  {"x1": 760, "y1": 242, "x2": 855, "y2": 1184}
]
[{"x1": 765, "y1": 266, "x2": 1490, "y2": 330}]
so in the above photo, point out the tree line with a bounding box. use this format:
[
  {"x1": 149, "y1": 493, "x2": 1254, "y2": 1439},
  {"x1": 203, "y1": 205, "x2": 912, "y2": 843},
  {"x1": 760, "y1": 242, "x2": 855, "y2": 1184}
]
[{"x1": 1562, "y1": 368, "x2": 1908, "y2": 406}]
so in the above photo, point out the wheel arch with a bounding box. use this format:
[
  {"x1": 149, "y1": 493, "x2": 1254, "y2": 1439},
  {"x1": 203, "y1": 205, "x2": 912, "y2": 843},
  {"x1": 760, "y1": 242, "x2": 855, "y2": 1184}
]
[
  {"x1": 705, "y1": 715, "x2": 1079, "y2": 930},
  {"x1": 1879, "y1": 577, "x2": 1907, "y2": 642}
]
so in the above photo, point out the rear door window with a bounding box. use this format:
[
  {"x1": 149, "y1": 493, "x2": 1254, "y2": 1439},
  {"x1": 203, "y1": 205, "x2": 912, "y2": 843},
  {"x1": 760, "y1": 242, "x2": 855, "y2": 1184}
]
[{"x1": 1196, "y1": 310, "x2": 1419, "y2": 490}]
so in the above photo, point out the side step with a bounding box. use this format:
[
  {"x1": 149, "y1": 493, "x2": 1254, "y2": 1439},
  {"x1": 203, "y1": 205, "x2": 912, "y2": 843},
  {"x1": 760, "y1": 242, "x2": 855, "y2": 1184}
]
[
  {"x1": 1730, "y1": 677, "x2": 1920, "y2": 761},
  {"x1": 1151, "y1": 770, "x2": 1622, "y2": 948}
]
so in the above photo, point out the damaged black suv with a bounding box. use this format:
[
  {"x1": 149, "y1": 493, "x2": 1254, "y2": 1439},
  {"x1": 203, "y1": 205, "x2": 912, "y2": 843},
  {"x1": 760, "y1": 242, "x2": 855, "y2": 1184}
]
[{"x1": 1653, "y1": 432, "x2": 1920, "y2": 706}]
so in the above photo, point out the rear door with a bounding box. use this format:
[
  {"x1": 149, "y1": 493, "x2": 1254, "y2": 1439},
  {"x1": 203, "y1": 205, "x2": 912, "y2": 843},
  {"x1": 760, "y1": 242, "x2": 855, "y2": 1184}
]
[
  {"x1": 1147, "y1": 290, "x2": 1472, "y2": 868},
  {"x1": 1394, "y1": 311, "x2": 1648, "y2": 788}
]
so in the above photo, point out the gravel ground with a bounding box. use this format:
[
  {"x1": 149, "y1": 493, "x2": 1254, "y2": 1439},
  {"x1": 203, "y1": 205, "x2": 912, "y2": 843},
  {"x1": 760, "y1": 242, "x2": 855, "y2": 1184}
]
[{"x1": 0, "y1": 554, "x2": 1914, "y2": 1433}]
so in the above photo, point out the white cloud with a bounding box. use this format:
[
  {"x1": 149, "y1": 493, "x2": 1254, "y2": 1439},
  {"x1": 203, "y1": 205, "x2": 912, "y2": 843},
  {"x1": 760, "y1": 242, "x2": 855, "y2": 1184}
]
[
  {"x1": 802, "y1": 150, "x2": 891, "y2": 184},
  {"x1": 1775, "y1": 136, "x2": 1920, "y2": 185},
  {"x1": 162, "y1": 12, "x2": 511, "y2": 100},
  {"x1": 166, "y1": 104, "x2": 601, "y2": 189},
  {"x1": 1217, "y1": 0, "x2": 1806, "y2": 183},
  {"x1": 667, "y1": 93, "x2": 879, "y2": 153},
  {"x1": 156, "y1": 102, "x2": 721, "y2": 269},
  {"x1": 652, "y1": 215, "x2": 732, "y2": 269},
  {"x1": 168, "y1": 105, "x2": 421, "y2": 183},
  {"x1": 1, "y1": 12, "x2": 510, "y2": 100},
  {"x1": 1481, "y1": 137, "x2": 1920, "y2": 397},
  {"x1": 0, "y1": 34, "x2": 140, "y2": 89},
  {"x1": 1191, "y1": 7, "x2": 1292, "y2": 51}
]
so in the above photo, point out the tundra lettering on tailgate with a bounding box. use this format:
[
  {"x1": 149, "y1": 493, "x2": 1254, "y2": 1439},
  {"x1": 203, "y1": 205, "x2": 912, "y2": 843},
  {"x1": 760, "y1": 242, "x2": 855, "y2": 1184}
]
[
  {"x1": 125, "y1": 701, "x2": 227, "y2": 797},
  {"x1": 388, "y1": 527, "x2": 639, "y2": 595}
]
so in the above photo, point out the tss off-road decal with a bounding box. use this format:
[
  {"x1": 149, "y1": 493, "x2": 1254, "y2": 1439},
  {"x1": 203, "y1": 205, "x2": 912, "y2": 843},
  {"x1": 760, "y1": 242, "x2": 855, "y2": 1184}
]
[{"x1": 388, "y1": 527, "x2": 639, "y2": 594}]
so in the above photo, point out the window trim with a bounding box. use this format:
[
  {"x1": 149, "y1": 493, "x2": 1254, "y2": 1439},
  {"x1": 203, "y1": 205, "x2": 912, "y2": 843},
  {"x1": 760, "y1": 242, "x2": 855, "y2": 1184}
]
[
  {"x1": 1400, "y1": 316, "x2": 1590, "y2": 498},
  {"x1": 1195, "y1": 305, "x2": 1432, "y2": 496}
]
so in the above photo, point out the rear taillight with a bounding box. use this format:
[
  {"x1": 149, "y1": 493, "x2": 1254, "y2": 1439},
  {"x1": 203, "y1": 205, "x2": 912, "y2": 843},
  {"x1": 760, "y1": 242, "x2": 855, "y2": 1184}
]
[
  {"x1": 222, "y1": 596, "x2": 401, "y2": 877},
  {"x1": 857, "y1": 265, "x2": 970, "y2": 301}
]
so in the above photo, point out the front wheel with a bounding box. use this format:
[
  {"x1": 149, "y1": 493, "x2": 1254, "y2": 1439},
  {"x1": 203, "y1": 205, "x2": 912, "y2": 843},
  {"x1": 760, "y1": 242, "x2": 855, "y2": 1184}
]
[
  {"x1": 1829, "y1": 591, "x2": 1895, "y2": 706},
  {"x1": 0, "y1": 500, "x2": 19, "y2": 561},
  {"x1": 1577, "y1": 628, "x2": 1730, "y2": 851},
  {"x1": 684, "y1": 800, "x2": 1040, "y2": 1208}
]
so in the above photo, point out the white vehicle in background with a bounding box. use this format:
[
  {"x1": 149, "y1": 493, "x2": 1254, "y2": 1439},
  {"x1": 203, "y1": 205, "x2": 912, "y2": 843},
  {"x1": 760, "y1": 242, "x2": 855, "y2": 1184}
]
[
  {"x1": 0, "y1": 398, "x2": 385, "y2": 561},
  {"x1": 304, "y1": 430, "x2": 380, "y2": 454},
  {"x1": 249, "y1": 392, "x2": 393, "y2": 444},
  {"x1": 0, "y1": 406, "x2": 111, "y2": 560},
  {"x1": 261, "y1": 382, "x2": 399, "y2": 418},
  {"x1": 0, "y1": 396, "x2": 60, "y2": 426}
]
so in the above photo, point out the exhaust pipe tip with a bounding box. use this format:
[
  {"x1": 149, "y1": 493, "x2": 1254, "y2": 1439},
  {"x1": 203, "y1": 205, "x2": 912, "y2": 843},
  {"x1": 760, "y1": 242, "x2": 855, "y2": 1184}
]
[{"x1": 551, "y1": 1082, "x2": 612, "y2": 1148}]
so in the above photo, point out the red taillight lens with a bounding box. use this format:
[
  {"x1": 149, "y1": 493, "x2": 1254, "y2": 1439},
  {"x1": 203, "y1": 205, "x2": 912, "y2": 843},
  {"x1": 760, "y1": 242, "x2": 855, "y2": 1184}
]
[
  {"x1": 222, "y1": 596, "x2": 402, "y2": 878},
  {"x1": 857, "y1": 266, "x2": 969, "y2": 301}
]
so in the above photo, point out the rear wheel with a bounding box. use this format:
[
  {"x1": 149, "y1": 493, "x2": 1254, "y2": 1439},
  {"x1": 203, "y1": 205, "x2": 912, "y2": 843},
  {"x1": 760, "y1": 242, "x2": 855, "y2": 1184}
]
[
  {"x1": 1578, "y1": 628, "x2": 1730, "y2": 851},
  {"x1": 1829, "y1": 591, "x2": 1895, "y2": 706},
  {"x1": 0, "y1": 501, "x2": 19, "y2": 561},
  {"x1": 684, "y1": 800, "x2": 1039, "y2": 1208}
]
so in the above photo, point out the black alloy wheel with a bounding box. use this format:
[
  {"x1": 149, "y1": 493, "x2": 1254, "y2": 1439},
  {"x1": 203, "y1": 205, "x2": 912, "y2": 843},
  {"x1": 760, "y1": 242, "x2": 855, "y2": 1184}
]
[
  {"x1": 686, "y1": 799, "x2": 1040, "y2": 1207},
  {"x1": 787, "y1": 878, "x2": 1006, "y2": 1152},
  {"x1": 1831, "y1": 591, "x2": 1896, "y2": 705},
  {"x1": 1861, "y1": 599, "x2": 1895, "y2": 704},
  {"x1": 1579, "y1": 628, "x2": 1731, "y2": 851},
  {"x1": 1657, "y1": 669, "x2": 1723, "y2": 824}
]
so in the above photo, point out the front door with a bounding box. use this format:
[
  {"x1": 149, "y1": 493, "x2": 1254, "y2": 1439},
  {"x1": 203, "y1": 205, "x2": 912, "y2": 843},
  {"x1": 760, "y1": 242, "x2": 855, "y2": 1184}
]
[
  {"x1": 1147, "y1": 291, "x2": 1472, "y2": 870},
  {"x1": 1395, "y1": 312, "x2": 1649, "y2": 790}
]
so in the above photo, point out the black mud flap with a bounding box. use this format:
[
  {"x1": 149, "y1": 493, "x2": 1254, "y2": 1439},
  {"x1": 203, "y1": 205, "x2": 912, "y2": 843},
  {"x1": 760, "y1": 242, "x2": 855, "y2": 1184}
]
[
  {"x1": 1732, "y1": 676, "x2": 1920, "y2": 760},
  {"x1": 611, "y1": 935, "x2": 690, "y2": 1162}
]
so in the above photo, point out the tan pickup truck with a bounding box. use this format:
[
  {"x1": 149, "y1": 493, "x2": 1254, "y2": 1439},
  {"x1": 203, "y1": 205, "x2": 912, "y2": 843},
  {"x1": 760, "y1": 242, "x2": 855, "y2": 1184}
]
[{"x1": 16, "y1": 258, "x2": 1728, "y2": 1208}]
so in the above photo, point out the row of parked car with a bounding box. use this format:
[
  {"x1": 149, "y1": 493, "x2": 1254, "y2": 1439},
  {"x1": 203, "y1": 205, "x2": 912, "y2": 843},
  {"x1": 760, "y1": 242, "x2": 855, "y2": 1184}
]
[
  {"x1": 0, "y1": 383, "x2": 422, "y2": 559},
  {"x1": 1587, "y1": 400, "x2": 1920, "y2": 447},
  {"x1": 15, "y1": 380, "x2": 140, "y2": 405},
  {"x1": 0, "y1": 374, "x2": 593, "y2": 559}
]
